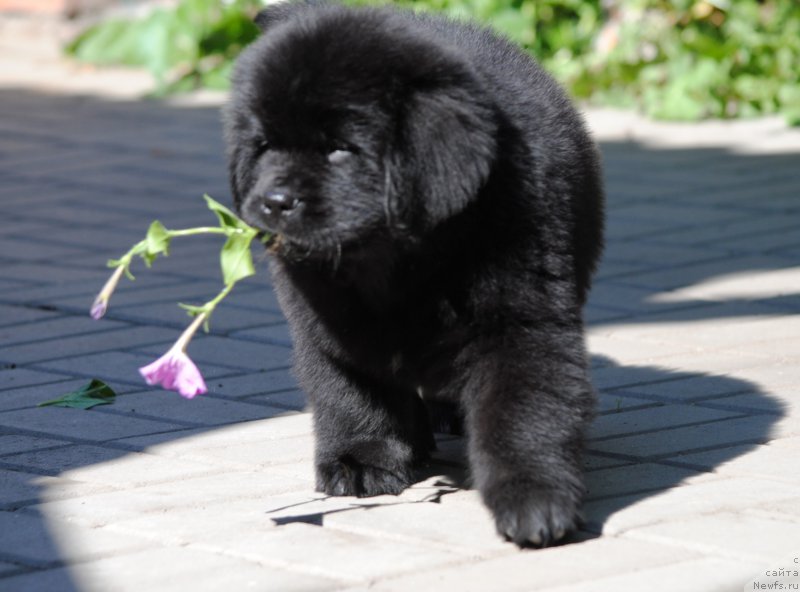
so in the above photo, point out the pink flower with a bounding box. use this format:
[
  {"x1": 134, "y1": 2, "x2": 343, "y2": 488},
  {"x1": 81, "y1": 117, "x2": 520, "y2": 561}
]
[
  {"x1": 90, "y1": 265, "x2": 126, "y2": 320},
  {"x1": 90, "y1": 299, "x2": 108, "y2": 321},
  {"x1": 139, "y1": 345, "x2": 207, "y2": 398},
  {"x1": 138, "y1": 312, "x2": 208, "y2": 399}
]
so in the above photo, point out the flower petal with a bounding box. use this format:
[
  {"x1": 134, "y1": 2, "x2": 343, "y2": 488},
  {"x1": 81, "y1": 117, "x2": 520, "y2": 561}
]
[
  {"x1": 90, "y1": 298, "x2": 107, "y2": 320},
  {"x1": 138, "y1": 348, "x2": 207, "y2": 399}
]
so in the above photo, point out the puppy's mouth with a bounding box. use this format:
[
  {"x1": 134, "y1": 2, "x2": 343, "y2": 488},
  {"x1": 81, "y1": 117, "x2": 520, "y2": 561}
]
[
  {"x1": 261, "y1": 232, "x2": 283, "y2": 254},
  {"x1": 259, "y1": 230, "x2": 328, "y2": 261}
]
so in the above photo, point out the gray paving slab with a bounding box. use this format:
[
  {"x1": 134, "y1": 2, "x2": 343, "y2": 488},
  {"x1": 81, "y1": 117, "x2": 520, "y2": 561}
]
[
  {"x1": 0, "y1": 510, "x2": 148, "y2": 568},
  {"x1": 0, "y1": 31, "x2": 798, "y2": 592}
]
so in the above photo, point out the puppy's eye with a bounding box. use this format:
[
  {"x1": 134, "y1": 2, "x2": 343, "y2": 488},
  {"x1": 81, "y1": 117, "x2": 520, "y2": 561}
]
[
  {"x1": 327, "y1": 149, "x2": 352, "y2": 164},
  {"x1": 255, "y1": 139, "x2": 271, "y2": 155}
]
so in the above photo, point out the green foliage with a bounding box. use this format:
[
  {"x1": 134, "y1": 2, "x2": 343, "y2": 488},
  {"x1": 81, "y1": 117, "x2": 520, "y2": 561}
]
[
  {"x1": 66, "y1": 0, "x2": 800, "y2": 123},
  {"x1": 66, "y1": 0, "x2": 261, "y2": 95},
  {"x1": 559, "y1": 0, "x2": 800, "y2": 123},
  {"x1": 144, "y1": 220, "x2": 171, "y2": 267},
  {"x1": 203, "y1": 194, "x2": 258, "y2": 285},
  {"x1": 38, "y1": 379, "x2": 117, "y2": 409},
  {"x1": 392, "y1": 0, "x2": 800, "y2": 124}
]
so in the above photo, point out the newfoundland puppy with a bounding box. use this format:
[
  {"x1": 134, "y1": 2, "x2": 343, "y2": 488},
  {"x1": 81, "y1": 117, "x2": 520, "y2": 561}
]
[{"x1": 223, "y1": 0, "x2": 604, "y2": 547}]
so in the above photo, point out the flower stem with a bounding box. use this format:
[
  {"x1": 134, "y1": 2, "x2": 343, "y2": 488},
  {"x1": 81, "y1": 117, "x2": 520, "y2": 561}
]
[
  {"x1": 165, "y1": 227, "x2": 230, "y2": 238},
  {"x1": 91, "y1": 264, "x2": 127, "y2": 319},
  {"x1": 174, "y1": 311, "x2": 209, "y2": 352}
]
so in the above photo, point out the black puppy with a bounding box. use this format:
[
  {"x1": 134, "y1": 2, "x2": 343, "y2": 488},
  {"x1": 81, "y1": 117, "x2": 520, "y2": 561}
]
[{"x1": 224, "y1": 1, "x2": 604, "y2": 547}]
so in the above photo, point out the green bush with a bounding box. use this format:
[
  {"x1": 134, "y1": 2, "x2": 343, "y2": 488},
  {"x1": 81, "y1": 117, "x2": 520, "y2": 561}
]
[
  {"x1": 66, "y1": 0, "x2": 262, "y2": 95},
  {"x1": 66, "y1": 0, "x2": 800, "y2": 124}
]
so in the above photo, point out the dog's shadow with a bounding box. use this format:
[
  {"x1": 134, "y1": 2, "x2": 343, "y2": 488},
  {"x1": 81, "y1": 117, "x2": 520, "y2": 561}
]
[{"x1": 268, "y1": 355, "x2": 781, "y2": 544}]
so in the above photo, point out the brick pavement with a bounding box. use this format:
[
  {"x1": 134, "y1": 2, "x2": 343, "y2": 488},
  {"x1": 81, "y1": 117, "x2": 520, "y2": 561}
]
[{"x1": 1, "y1": 46, "x2": 800, "y2": 592}]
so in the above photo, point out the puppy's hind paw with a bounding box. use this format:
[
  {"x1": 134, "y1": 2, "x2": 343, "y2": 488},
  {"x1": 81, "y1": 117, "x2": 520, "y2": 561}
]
[
  {"x1": 483, "y1": 478, "x2": 583, "y2": 548},
  {"x1": 316, "y1": 457, "x2": 412, "y2": 497}
]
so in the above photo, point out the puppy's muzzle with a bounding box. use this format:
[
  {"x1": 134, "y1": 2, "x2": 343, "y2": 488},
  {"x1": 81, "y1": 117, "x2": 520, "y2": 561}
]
[{"x1": 248, "y1": 190, "x2": 301, "y2": 232}]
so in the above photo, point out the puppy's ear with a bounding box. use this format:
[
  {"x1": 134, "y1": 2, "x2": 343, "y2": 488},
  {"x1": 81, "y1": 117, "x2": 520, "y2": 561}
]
[
  {"x1": 389, "y1": 82, "x2": 497, "y2": 229},
  {"x1": 254, "y1": 0, "x2": 326, "y2": 32}
]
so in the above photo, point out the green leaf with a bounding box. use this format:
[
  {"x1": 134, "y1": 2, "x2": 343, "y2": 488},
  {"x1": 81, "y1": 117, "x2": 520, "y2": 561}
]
[
  {"x1": 178, "y1": 302, "x2": 211, "y2": 330},
  {"x1": 38, "y1": 379, "x2": 117, "y2": 410},
  {"x1": 178, "y1": 302, "x2": 207, "y2": 317},
  {"x1": 220, "y1": 232, "x2": 256, "y2": 285},
  {"x1": 204, "y1": 194, "x2": 254, "y2": 234},
  {"x1": 143, "y1": 220, "x2": 171, "y2": 267},
  {"x1": 107, "y1": 258, "x2": 135, "y2": 280}
]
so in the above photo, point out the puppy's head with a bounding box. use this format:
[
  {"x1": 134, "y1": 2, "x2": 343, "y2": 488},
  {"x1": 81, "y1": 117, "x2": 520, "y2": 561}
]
[{"x1": 223, "y1": 4, "x2": 497, "y2": 260}]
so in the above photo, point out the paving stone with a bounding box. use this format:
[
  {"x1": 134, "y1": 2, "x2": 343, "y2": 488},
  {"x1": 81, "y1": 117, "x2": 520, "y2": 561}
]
[
  {"x1": 113, "y1": 413, "x2": 313, "y2": 454},
  {"x1": 242, "y1": 389, "x2": 308, "y2": 411},
  {"x1": 589, "y1": 404, "x2": 742, "y2": 440},
  {"x1": 0, "y1": 511, "x2": 147, "y2": 568},
  {"x1": 611, "y1": 373, "x2": 762, "y2": 402},
  {"x1": 103, "y1": 481, "x2": 446, "y2": 547},
  {"x1": 618, "y1": 256, "x2": 789, "y2": 293},
  {"x1": 2, "y1": 444, "x2": 226, "y2": 487},
  {"x1": 536, "y1": 556, "x2": 762, "y2": 592},
  {"x1": 0, "y1": 237, "x2": 92, "y2": 263},
  {"x1": 668, "y1": 437, "x2": 800, "y2": 483},
  {"x1": 600, "y1": 242, "x2": 726, "y2": 270},
  {"x1": 109, "y1": 300, "x2": 284, "y2": 333},
  {"x1": 746, "y1": 496, "x2": 800, "y2": 523},
  {"x1": 0, "y1": 378, "x2": 143, "y2": 413},
  {"x1": 0, "y1": 273, "x2": 185, "y2": 304},
  {"x1": 0, "y1": 435, "x2": 72, "y2": 457},
  {"x1": 584, "y1": 475, "x2": 799, "y2": 535},
  {"x1": 358, "y1": 536, "x2": 695, "y2": 592},
  {"x1": 589, "y1": 361, "x2": 677, "y2": 391},
  {"x1": 587, "y1": 332, "x2": 693, "y2": 364},
  {"x1": 0, "y1": 316, "x2": 128, "y2": 348},
  {"x1": 631, "y1": 315, "x2": 800, "y2": 354},
  {"x1": 0, "y1": 407, "x2": 184, "y2": 443},
  {"x1": 0, "y1": 262, "x2": 111, "y2": 285},
  {"x1": 0, "y1": 325, "x2": 179, "y2": 365},
  {"x1": 0, "y1": 368, "x2": 71, "y2": 391},
  {"x1": 324, "y1": 488, "x2": 510, "y2": 554},
  {"x1": 140, "y1": 432, "x2": 314, "y2": 471},
  {"x1": 584, "y1": 462, "x2": 701, "y2": 501},
  {"x1": 0, "y1": 304, "x2": 60, "y2": 327},
  {"x1": 28, "y1": 470, "x2": 308, "y2": 529},
  {"x1": 230, "y1": 323, "x2": 293, "y2": 347},
  {"x1": 209, "y1": 370, "x2": 299, "y2": 397},
  {"x1": 596, "y1": 392, "x2": 659, "y2": 414},
  {"x1": 0, "y1": 546, "x2": 339, "y2": 592},
  {"x1": 54, "y1": 280, "x2": 233, "y2": 311},
  {"x1": 101, "y1": 390, "x2": 290, "y2": 427},
  {"x1": 589, "y1": 415, "x2": 785, "y2": 458},
  {"x1": 626, "y1": 511, "x2": 800, "y2": 562},
  {"x1": 585, "y1": 306, "x2": 629, "y2": 324},
  {"x1": 36, "y1": 351, "x2": 235, "y2": 386},
  {"x1": 0, "y1": 561, "x2": 24, "y2": 577},
  {"x1": 0, "y1": 469, "x2": 72, "y2": 510},
  {"x1": 193, "y1": 521, "x2": 467, "y2": 582},
  {"x1": 584, "y1": 453, "x2": 632, "y2": 471},
  {"x1": 134, "y1": 335, "x2": 291, "y2": 372},
  {"x1": 727, "y1": 363, "x2": 800, "y2": 392}
]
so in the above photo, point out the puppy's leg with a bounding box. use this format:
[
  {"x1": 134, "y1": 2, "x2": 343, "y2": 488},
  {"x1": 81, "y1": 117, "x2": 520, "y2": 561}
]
[
  {"x1": 300, "y1": 351, "x2": 433, "y2": 497},
  {"x1": 461, "y1": 324, "x2": 594, "y2": 547}
]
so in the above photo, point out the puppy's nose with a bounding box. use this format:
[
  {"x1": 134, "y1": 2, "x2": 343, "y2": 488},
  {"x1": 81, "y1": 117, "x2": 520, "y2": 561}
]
[
  {"x1": 261, "y1": 192, "x2": 298, "y2": 217},
  {"x1": 261, "y1": 191, "x2": 297, "y2": 216}
]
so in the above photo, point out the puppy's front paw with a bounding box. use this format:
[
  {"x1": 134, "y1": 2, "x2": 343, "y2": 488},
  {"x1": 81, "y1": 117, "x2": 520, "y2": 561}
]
[
  {"x1": 316, "y1": 457, "x2": 412, "y2": 497},
  {"x1": 482, "y1": 477, "x2": 583, "y2": 548}
]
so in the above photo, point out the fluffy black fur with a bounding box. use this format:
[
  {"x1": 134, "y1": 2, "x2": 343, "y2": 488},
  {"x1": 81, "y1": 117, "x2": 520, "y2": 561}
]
[{"x1": 223, "y1": 1, "x2": 604, "y2": 547}]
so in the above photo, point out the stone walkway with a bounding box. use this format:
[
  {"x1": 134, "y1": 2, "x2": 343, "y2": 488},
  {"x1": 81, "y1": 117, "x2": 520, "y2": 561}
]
[{"x1": 1, "y1": 31, "x2": 800, "y2": 592}]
